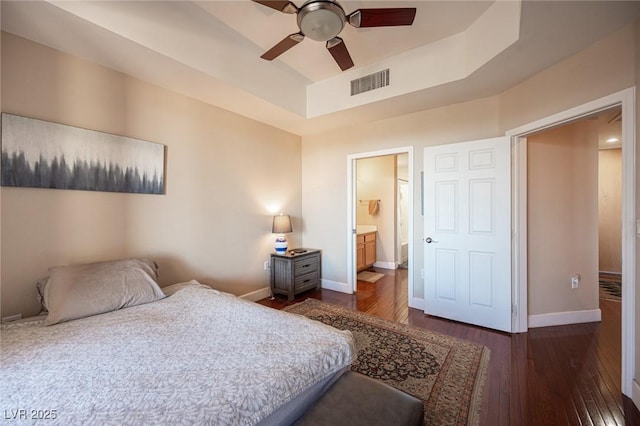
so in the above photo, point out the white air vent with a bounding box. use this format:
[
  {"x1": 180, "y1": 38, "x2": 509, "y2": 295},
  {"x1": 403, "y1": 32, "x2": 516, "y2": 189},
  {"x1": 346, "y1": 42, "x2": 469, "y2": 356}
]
[{"x1": 351, "y1": 69, "x2": 390, "y2": 96}]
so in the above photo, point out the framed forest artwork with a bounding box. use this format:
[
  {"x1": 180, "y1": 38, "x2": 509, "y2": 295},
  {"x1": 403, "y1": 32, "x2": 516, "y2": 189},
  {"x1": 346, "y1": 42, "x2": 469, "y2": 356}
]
[{"x1": 1, "y1": 113, "x2": 165, "y2": 194}]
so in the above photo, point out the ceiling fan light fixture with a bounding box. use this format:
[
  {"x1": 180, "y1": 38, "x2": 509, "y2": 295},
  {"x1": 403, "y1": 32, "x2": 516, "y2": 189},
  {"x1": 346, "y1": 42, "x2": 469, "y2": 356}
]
[
  {"x1": 253, "y1": 0, "x2": 417, "y2": 70},
  {"x1": 297, "y1": 1, "x2": 346, "y2": 41}
]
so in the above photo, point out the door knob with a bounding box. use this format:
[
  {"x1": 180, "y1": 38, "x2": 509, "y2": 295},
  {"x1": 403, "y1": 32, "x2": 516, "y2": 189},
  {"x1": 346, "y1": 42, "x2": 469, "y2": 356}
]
[{"x1": 425, "y1": 237, "x2": 438, "y2": 244}]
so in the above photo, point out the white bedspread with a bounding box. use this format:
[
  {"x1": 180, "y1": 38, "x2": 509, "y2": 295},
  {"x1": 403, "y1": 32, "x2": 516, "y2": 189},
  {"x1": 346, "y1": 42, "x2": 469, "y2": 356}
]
[{"x1": 0, "y1": 282, "x2": 355, "y2": 425}]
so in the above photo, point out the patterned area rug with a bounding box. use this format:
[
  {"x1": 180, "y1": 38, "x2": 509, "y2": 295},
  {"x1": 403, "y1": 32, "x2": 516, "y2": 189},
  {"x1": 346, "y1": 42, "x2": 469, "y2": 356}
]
[
  {"x1": 599, "y1": 276, "x2": 622, "y2": 302},
  {"x1": 285, "y1": 299, "x2": 490, "y2": 426},
  {"x1": 357, "y1": 271, "x2": 385, "y2": 283}
]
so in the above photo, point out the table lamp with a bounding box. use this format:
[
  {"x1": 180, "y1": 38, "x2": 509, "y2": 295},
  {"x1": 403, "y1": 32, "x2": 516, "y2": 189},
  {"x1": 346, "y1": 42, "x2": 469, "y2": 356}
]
[{"x1": 272, "y1": 214, "x2": 293, "y2": 254}]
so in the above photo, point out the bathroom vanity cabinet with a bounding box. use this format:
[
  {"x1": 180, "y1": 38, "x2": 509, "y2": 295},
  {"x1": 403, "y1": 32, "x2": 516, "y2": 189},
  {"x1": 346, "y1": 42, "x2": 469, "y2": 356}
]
[{"x1": 356, "y1": 232, "x2": 376, "y2": 271}]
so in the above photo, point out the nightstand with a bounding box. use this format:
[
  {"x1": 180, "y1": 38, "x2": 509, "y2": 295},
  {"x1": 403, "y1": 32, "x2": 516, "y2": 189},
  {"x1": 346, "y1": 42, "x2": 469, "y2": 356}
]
[{"x1": 270, "y1": 249, "x2": 321, "y2": 301}]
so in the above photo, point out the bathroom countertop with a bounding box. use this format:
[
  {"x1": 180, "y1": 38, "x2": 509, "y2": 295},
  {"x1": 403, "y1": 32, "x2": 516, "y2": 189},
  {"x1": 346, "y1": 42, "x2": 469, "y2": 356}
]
[{"x1": 356, "y1": 225, "x2": 378, "y2": 235}]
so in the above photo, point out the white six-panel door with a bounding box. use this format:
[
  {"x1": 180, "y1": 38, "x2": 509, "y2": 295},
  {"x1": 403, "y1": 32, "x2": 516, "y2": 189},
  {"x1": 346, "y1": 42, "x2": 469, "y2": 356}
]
[{"x1": 423, "y1": 137, "x2": 511, "y2": 332}]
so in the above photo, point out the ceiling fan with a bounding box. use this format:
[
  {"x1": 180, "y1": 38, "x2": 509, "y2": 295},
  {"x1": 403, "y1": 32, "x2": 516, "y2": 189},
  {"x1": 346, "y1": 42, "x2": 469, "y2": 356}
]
[{"x1": 252, "y1": 0, "x2": 417, "y2": 71}]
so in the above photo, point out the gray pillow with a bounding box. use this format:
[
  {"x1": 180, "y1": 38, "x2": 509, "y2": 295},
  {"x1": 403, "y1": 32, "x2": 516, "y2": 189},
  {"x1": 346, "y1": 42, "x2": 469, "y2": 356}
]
[{"x1": 42, "y1": 258, "x2": 165, "y2": 326}]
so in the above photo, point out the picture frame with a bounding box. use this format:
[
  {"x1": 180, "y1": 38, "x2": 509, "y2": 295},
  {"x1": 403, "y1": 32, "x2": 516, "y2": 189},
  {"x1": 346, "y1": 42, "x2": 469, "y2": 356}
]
[{"x1": 1, "y1": 113, "x2": 165, "y2": 194}]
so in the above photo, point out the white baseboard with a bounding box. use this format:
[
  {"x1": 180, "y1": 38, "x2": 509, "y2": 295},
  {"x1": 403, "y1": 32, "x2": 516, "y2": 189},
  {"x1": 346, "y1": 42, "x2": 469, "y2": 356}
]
[
  {"x1": 632, "y1": 379, "x2": 640, "y2": 412},
  {"x1": 240, "y1": 286, "x2": 271, "y2": 302},
  {"x1": 242, "y1": 279, "x2": 354, "y2": 301},
  {"x1": 528, "y1": 309, "x2": 601, "y2": 328},
  {"x1": 321, "y1": 279, "x2": 352, "y2": 294},
  {"x1": 409, "y1": 297, "x2": 424, "y2": 310},
  {"x1": 373, "y1": 261, "x2": 396, "y2": 270}
]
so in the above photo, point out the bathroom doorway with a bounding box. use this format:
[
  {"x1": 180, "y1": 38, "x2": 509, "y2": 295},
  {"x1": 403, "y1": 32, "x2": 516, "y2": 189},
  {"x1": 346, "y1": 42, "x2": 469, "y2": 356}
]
[
  {"x1": 346, "y1": 147, "x2": 417, "y2": 309},
  {"x1": 354, "y1": 154, "x2": 409, "y2": 273}
]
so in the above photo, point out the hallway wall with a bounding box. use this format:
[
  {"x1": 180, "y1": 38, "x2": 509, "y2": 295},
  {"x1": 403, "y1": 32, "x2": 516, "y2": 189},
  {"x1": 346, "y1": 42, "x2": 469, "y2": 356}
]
[
  {"x1": 527, "y1": 120, "x2": 600, "y2": 316},
  {"x1": 598, "y1": 148, "x2": 622, "y2": 274}
]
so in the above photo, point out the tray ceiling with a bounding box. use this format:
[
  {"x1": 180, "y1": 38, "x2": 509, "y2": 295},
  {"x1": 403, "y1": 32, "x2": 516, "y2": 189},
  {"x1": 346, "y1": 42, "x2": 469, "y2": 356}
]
[{"x1": 2, "y1": 1, "x2": 639, "y2": 135}]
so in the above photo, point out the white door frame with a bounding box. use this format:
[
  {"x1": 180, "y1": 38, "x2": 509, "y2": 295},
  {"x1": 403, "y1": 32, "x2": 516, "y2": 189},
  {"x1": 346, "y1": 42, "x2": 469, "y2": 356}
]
[
  {"x1": 346, "y1": 146, "x2": 418, "y2": 308},
  {"x1": 506, "y1": 87, "x2": 636, "y2": 397}
]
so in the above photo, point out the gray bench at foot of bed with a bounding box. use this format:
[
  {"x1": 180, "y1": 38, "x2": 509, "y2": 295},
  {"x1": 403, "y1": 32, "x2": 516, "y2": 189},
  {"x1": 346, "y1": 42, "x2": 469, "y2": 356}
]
[{"x1": 294, "y1": 371, "x2": 424, "y2": 426}]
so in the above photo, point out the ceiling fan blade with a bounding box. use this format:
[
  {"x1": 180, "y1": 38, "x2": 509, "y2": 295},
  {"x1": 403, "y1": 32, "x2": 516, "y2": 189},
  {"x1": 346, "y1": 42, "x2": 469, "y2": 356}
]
[
  {"x1": 261, "y1": 33, "x2": 304, "y2": 61},
  {"x1": 326, "y1": 37, "x2": 354, "y2": 71},
  {"x1": 252, "y1": 0, "x2": 298, "y2": 14},
  {"x1": 348, "y1": 8, "x2": 417, "y2": 28}
]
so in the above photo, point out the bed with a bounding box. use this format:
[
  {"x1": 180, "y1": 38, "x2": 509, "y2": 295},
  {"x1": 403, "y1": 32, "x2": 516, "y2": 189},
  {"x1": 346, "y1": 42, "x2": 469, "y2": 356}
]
[{"x1": 0, "y1": 259, "x2": 355, "y2": 425}]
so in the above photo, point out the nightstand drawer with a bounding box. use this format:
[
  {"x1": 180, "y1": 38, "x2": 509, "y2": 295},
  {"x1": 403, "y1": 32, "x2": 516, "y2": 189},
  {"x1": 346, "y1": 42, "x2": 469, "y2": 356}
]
[
  {"x1": 295, "y1": 271, "x2": 319, "y2": 291},
  {"x1": 294, "y1": 257, "x2": 318, "y2": 275}
]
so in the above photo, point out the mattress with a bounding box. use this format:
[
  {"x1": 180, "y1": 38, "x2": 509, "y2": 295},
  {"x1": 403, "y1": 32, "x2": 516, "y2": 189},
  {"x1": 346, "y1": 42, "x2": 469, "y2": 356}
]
[{"x1": 1, "y1": 282, "x2": 355, "y2": 425}]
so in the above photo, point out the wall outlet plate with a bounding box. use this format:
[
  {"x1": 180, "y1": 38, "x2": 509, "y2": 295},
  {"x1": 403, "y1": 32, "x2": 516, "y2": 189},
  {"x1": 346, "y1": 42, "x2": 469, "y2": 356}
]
[
  {"x1": 264, "y1": 260, "x2": 270, "y2": 270},
  {"x1": 571, "y1": 274, "x2": 580, "y2": 289}
]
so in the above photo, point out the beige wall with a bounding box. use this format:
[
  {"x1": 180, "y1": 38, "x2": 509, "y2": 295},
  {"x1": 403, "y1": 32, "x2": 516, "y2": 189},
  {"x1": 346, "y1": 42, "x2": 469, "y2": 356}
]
[
  {"x1": 598, "y1": 148, "x2": 622, "y2": 273},
  {"x1": 0, "y1": 22, "x2": 3, "y2": 321},
  {"x1": 635, "y1": 18, "x2": 640, "y2": 396},
  {"x1": 527, "y1": 121, "x2": 599, "y2": 316},
  {"x1": 356, "y1": 155, "x2": 396, "y2": 265},
  {"x1": 0, "y1": 33, "x2": 302, "y2": 318},
  {"x1": 498, "y1": 25, "x2": 637, "y2": 133}
]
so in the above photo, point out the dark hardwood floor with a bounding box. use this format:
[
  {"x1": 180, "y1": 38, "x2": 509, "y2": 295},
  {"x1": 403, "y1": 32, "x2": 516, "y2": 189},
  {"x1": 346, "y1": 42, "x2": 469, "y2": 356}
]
[{"x1": 258, "y1": 267, "x2": 640, "y2": 425}]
